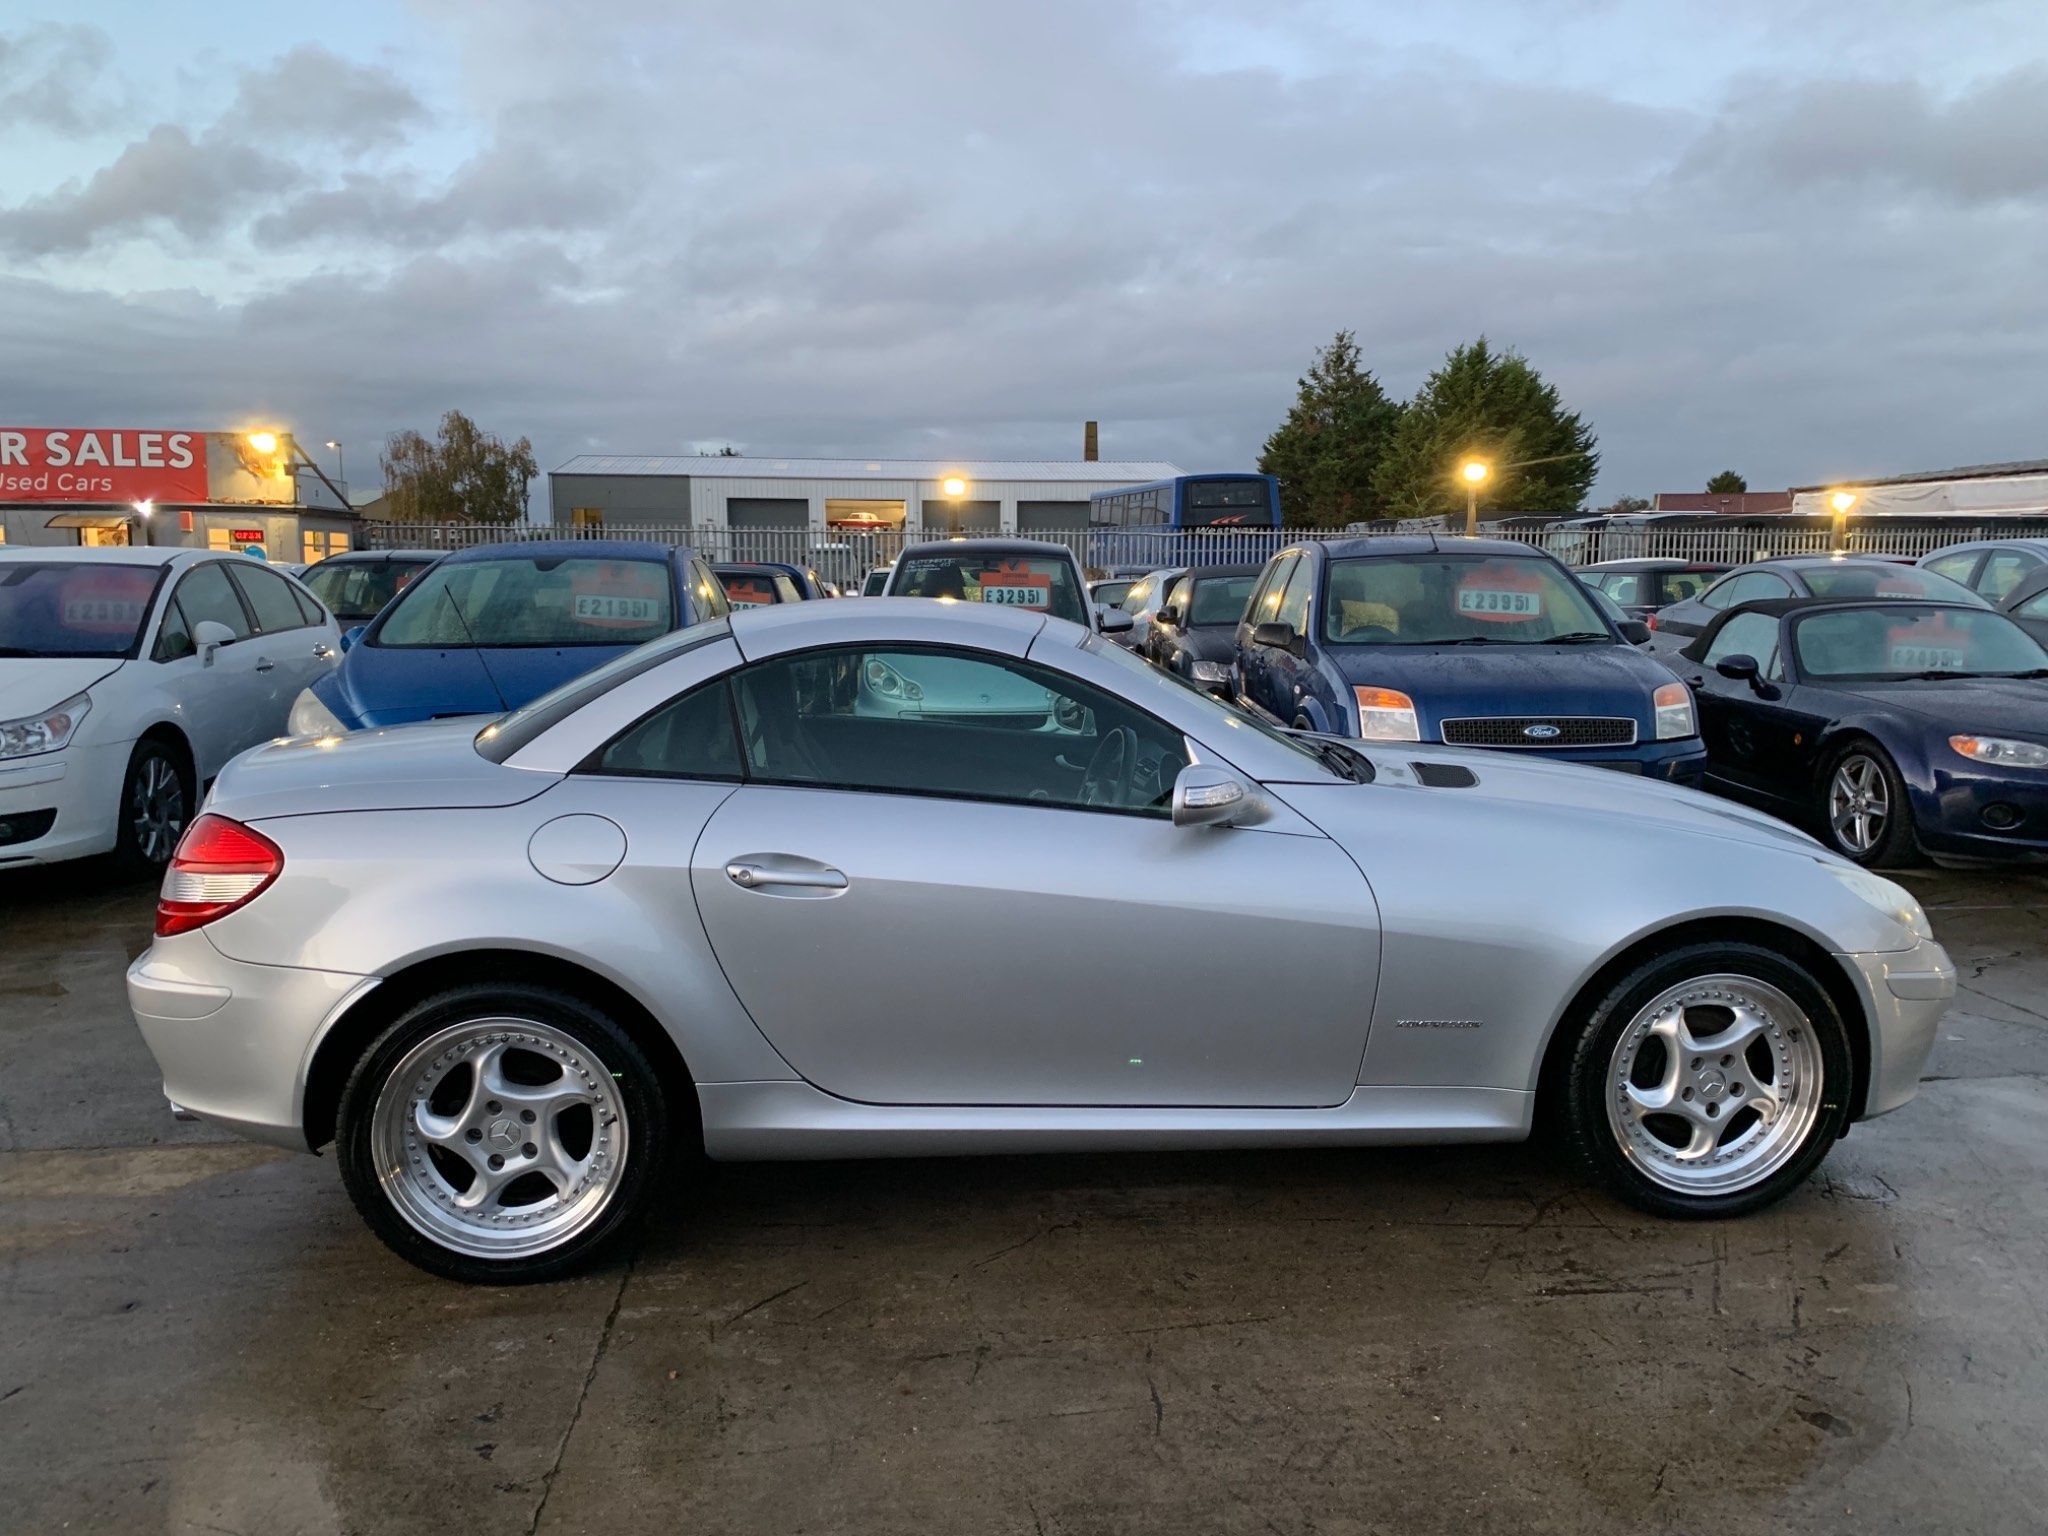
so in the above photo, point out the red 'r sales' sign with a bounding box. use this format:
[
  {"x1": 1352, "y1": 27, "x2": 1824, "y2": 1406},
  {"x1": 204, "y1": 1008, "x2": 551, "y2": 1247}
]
[{"x1": 0, "y1": 429, "x2": 209, "y2": 502}]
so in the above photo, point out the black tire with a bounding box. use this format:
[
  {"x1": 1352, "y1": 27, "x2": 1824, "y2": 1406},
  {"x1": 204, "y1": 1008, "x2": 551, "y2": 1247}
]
[
  {"x1": 1818, "y1": 739, "x2": 1922, "y2": 869},
  {"x1": 1557, "y1": 941, "x2": 1854, "y2": 1219},
  {"x1": 336, "y1": 982, "x2": 676, "y2": 1284},
  {"x1": 110, "y1": 737, "x2": 193, "y2": 877}
]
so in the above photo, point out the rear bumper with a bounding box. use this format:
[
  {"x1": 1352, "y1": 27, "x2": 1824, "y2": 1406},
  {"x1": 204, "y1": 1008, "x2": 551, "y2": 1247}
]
[
  {"x1": 127, "y1": 932, "x2": 376, "y2": 1150},
  {"x1": 1839, "y1": 937, "x2": 1955, "y2": 1119}
]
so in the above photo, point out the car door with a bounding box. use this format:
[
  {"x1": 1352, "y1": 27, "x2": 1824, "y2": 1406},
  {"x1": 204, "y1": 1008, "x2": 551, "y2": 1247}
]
[
  {"x1": 1684, "y1": 611, "x2": 1806, "y2": 806},
  {"x1": 156, "y1": 560, "x2": 268, "y2": 782},
  {"x1": 1235, "y1": 553, "x2": 1294, "y2": 712},
  {"x1": 227, "y1": 562, "x2": 338, "y2": 739},
  {"x1": 679, "y1": 641, "x2": 1379, "y2": 1108},
  {"x1": 1260, "y1": 555, "x2": 1320, "y2": 727}
]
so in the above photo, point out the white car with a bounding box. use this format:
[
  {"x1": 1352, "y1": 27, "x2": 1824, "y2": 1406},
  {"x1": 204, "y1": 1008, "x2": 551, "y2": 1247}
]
[{"x1": 0, "y1": 548, "x2": 341, "y2": 871}]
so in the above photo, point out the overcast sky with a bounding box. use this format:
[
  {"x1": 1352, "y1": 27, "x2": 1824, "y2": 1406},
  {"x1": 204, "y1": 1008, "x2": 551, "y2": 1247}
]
[{"x1": 2, "y1": 0, "x2": 2045, "y2": 506}]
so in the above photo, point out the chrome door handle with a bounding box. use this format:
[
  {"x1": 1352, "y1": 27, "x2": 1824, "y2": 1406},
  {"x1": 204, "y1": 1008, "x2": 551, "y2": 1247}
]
[
  {"x1": 255, "y1": 657, "x2": 275, "y2": 672},
  {"x1": 726, "y1": 861, "x2": 847, "y2": 891},
  {"x1": 312, "y1": 643, "x2": 333, "y2": 660}
]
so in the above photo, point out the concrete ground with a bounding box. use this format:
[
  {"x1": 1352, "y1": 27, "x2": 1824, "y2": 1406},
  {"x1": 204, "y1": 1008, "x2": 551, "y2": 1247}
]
[{"x1": 2, "y1": 861, "x2": 2046, "y2": 1536}]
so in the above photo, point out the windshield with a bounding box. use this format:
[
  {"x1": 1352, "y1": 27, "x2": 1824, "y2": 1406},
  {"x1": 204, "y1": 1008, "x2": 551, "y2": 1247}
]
[
  {"x1": 1321, "y1": 554, "x2": 1609, "y2": 644},
  {"x1": 376, "y1": 555, "x2": 675, "y2": 648},
  {"x1": 1182, "y1": 479, "x2": 1275, "y2": 528},
  {"x1": 1187, "y1": 573, "x2": 1257, "y2": 625},
  {"x1": 1800, "y1": 562, "x2": 1987, "y2": 605},
  {"x1": 1793, "y1": 606, "x2": 2048, "y2": 679},
  {"x1": 1078, "y1": 632, "x2": 1335, "y2": 774},
  {"x1": 889, "y1": 552, "x2": 1089, "y2": 625},
  {"x1": 302, "y1": 558, "x2": 429, "y2": 620},
  {"x1": 0, "y1": 561, "x2": 161, "y2": 658},
  {"x1": 862, "y1": 568, "x2": 890, "y2": 596}
]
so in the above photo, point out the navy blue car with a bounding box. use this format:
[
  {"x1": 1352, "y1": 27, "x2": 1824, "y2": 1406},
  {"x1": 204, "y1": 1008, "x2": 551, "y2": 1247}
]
[
  {"x1": 1677, "y1": 596, "x2": 2048, "y2": 866},
  {"x1": 1233, "y1": 537, "x2": 1706, "y2": 781},
  {"x1": 288, "y1": 540, "x2": 730, "y2": 734}
]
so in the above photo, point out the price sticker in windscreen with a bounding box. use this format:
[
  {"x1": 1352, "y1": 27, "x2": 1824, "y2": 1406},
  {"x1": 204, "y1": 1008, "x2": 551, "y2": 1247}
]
[
  {"x1": 978, "y1": 560, "x2": 1052, "y2": 608},
  {"x1": 722, "y1": 578, "x2": 774, "y2": 606},
  {"x1": 569, "y1": 563, "x2": 666, "y2": 629},
  {"x1": 1454, "y1": 563, "x2": 1545, "y2": 622},
  {"x1": 60, "y1": 571, "x2": 151, "y2": 634},
  {"x1": 1888, "y1": 617, "x2": 1968, "y2": 672}
]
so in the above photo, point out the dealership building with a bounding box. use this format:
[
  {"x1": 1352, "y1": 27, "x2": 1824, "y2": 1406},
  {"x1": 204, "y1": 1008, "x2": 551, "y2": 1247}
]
[
  {"x1": 0, "y1": 428, "x2": 359, "y2": 564},
  {"x1": 547, "y1": 454, "x2": 1185, "y2": 536}
]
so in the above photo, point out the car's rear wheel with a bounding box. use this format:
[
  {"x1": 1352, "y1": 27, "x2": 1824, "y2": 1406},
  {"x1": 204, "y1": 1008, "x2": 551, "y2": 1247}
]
[
  {"x1": 1820, "y1": 741, "x2": 1921, "y2": 868},
  {"x1": 111, "y1": 738, "x2": 192, "y2": 876},
  {"x1": 1559, "y1": 942, "x2": 1853, "y2": 1217},
  {"x1": 336, "y1": 983, "x2": 671, "y2": 1283}
]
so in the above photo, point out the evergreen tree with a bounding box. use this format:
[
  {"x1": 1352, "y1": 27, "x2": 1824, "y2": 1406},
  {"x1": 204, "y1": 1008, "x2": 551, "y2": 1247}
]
[
  {"x1": 1706, "y1": 470, "x2": 1748, "y2": 493},
  {"x1": 1258, "y1": 330, "x2": 1403, "y2": 527},
  {"x1": 1370, "y1": 338, "x2": 1598, "y2": 519}
]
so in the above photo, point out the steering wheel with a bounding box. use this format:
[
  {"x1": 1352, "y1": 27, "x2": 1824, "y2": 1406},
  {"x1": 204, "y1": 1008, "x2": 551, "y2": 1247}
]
[{"x1": 1078, "y1": 727, "x2": 1135, "y2": 808}]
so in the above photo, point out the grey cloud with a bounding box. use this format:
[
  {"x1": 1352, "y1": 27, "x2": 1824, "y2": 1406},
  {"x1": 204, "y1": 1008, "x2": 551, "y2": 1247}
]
[
  {"x1": 0, "y1": 124, "x2": 297, "y2": 256},
  {"x1": 0, "y1": 22, "x2": 121, "y2": 133},
  {"x1": 230, "y1": 44, "x2": 426, "y2": 153},
  {"x1": 1685, "y1": 65, "x2": 2048, "y2": 204}
]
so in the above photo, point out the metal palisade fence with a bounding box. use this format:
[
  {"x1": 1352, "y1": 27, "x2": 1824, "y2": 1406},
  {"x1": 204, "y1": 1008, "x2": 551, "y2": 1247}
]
[{"x1": 357, "y1": 519, "x2": 2048, "y2": 584}]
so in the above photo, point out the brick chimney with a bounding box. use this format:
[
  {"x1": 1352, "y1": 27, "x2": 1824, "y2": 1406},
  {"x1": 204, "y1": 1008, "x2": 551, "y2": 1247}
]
[{"x1": 1083, "y1": 421, "x2": 1098, "y2": 462}]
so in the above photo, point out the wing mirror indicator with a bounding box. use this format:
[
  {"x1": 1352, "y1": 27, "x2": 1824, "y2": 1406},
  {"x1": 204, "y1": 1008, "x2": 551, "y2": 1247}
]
[
  {"x1": 1172, "y1": 765, "x2": 1263, "y2": 828},
  {"x1": 1353, "y1": 686, "x2": 1420, "y2": 742}
]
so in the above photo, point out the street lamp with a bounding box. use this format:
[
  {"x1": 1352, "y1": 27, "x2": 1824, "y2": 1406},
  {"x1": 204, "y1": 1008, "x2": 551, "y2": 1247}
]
[
  {"x1": 246, "y1": 430, "x2": 279, "y2": 456},
  {"x1": 132, "y1": 499, "x2": 153, "y2": 548},
  {"x1": 941, "y1": 475, "x2": 967, "y2": 498},
  {"x1": 1459, "y1": 459, "x2": 1491, "y2": 536},
  {"x1": 325, "y1": 439, "x2": 345, "y2": 499},
  {"x1": 1828, "y1": 488, "x2": 1859, "y2": 550}
]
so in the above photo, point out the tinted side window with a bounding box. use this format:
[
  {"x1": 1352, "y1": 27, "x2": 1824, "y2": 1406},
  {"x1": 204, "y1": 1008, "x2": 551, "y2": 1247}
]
[
  {"x1": 691, "y1": 560, "x2": 731, "y2": 618},
  {"x1": 230, "y1": 563, "x2": 309, "y2": 633},
  {"x1": 1924, "y1": 552, "x2": 1981, "y2": 587},
  {"x1": 732, "y1": 646, "x2": 1189, "y2": 815},
  {"x1": 1980, "y1": 551, "x2": 2039, "y2": 600},
  {"x1": 1248, "y1": 555, "x2": 1296, "y2": 625},
  {"x1": 154, "y1": 597, "x2": 194, "y2": 662},
  {"x1": 1274, "y1": 557, "x2": 1316, "y2": 632},
  {"x1": 288, "y1": 578, "x2": 324, "y2": 626},
  {"x1": 1704, "y1": 612, "x2": 1781, "y2": 675},
  {"x1": 174, "y1": 562, "x2": 253, "y2": 639},
  {"x1": 594, "y1": 680, "x2": 742, "y2": 779},
  {"x1": 1709, "y1": 571, "x2": 1791, "y2": 608}
]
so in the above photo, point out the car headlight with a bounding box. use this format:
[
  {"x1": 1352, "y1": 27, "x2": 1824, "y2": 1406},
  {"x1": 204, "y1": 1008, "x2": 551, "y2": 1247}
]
[
  {"x1": 1352, "y1": 686, "x2": 1420, "y2": 742},
  {"x1": 1190, "y1": 659, "x2": 1232, "y2": 683},
  {"x1": 1653, "y1": 681, "x2": 1696, "y2": 740},
  {"x1": 1950, "y1": 734, "x2": 2048, "y2": 769},
  {"x1": 0, "y1": 693, "x2": 89, "y2": 760},
  {"x1": 1821, "y1": 859, "x2": 1934, "y2": 942},
  {"x1": 288, "y1": 687, "x2": 346, "y2": 737},
  {"x1": 861, "y1": 657, "x2": 924, "y2": 702}
]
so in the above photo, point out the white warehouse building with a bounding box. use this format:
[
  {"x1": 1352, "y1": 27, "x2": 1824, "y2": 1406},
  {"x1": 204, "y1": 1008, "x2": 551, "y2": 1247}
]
[{"x1": 548, "y1": 455, "x2": 1185, "y2": 538}]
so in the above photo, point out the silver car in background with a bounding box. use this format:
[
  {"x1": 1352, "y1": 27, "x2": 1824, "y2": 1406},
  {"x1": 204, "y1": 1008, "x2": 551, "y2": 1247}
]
[{"x1": 130, "y1": 599, "x2": 1952, "y2": 1282}]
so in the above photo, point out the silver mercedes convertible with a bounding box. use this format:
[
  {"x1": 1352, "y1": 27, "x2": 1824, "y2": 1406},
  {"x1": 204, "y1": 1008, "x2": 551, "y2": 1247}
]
[{"x1": 129, "y1": 599, "x2": 1954, "y2": 1282}]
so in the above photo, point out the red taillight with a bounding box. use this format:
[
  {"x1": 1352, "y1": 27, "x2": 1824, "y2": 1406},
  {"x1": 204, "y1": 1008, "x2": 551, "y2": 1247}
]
[
  {"x1": 156, "y1": 814, "x2": 283, "y2": 937},
  {"x1": 1645, "y1": 613, "x2": 1659, "y2": 631}
]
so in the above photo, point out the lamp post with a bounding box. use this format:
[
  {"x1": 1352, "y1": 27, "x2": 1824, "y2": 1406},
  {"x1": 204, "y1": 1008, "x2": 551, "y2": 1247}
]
[
  {"x1": 1459, "y1": 460, "x2": 1491, "y2": 536},
  {"x1": 132, "y1": 499, "x2": 154, "y2": 548},
  {"x1": 326, "y1": 440, "x2": 345, "y2": 500},
  {"x1": 1828, "y1": 489, "x2": 1859, "y2": 551}
]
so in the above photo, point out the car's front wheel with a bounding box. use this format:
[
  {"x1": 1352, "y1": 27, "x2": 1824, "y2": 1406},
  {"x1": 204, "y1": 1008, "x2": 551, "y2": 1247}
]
[
  {"x1": 1820, "y1": 741, "x2": 1921, "y2": 868},
  {"x1": 111, "y1": 737, "x2": 192, "y2": 875},
  {"x1": 336, "y1": 983, "x2": 673, "y2": 1283},
  {"x1": 1559, "y1": 942, "x2": 1853, "y2": 1217}
]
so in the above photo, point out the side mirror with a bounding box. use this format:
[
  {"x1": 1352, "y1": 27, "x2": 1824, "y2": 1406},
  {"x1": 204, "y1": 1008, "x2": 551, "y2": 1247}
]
[
  {"x1": 341, "y1": 625, "x2": 366, "y2": 653},
  {"x1": 1157, "y1": 605, "x2": 1182, "y2": 628},
  {"x1": 1096, "y1": 606, "x2": 1135, "y2": 636},
  {"x1": 1714, "y1": 653, "x2": 1760, "y2": 682},
  {"x1": 192, "y1": 619, "x2": 236, "y2": 666},
  {"x1": 1617, "y1": 619, "x2": 1652, "y2": 646},
  {"x1": 1171, "y1": 764, "x2": 1263, "y2": 829},
  {"x1": 1252, "y1": 620, "x2": 1302, "y2": 656}
]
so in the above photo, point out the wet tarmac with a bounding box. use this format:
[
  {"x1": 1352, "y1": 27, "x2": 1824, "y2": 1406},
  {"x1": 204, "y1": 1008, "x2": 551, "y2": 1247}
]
[{"x1": 3, "y1": 861, "x2": 2045, "y2": 1534}]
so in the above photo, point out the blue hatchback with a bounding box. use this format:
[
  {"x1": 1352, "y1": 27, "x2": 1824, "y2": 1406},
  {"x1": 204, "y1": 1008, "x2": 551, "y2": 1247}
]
[
  {"x1": 1233, "y1": 537, "x2": 1707, "y2": 781},
  {"x1": 288, "y1": 540, "x2": 730, "y2": 733}
]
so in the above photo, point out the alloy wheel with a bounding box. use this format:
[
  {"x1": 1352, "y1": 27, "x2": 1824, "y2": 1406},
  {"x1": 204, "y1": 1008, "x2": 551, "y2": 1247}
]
[
  {"x1": 1828, "y1": 754, "x2": 1888, "y2": 855},
  {"x1": 1604, "y1": 974, "x2": 1825, "y2": 1196},
  {"x1": 130, "y1": 754, "x2": 187, "y2": 866},
  {"x1": 370, "y1": 1017, "x2": 629, "y2": 1260}
]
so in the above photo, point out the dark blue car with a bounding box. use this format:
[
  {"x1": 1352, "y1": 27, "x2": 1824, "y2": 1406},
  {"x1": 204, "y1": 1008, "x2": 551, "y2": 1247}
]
[
  {"x1": 1677, "y1": 596, "x2": 2048, "y2": 866},
  {"x1": 288, "y1": 540, "x2": 730, "y2": 733},
  {"x1": 1233, "y1": 537, "x2": 1706, "y2": 781}
]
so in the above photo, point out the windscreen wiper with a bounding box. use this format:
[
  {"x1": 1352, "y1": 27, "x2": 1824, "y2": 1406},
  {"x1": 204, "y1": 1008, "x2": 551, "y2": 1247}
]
[
  {"x1": 1546, "y1": 632, "x2": 1612, "y2": 644},
  {"x1": 1302, "y1": 735, "x2": 1373, "y2": 783},
  {"x1": 1433, "y1": 635, "x2": 1518, "y2": 646}
]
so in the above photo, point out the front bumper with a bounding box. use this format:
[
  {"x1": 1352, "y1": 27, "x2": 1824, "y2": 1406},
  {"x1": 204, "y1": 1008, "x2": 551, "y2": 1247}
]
[
  {"x1": 127, "y1": 932, "x2": 377, "y2": 1149},
  {"x1": 0, "y1": 740, "x2": 128, "y2": 867},
  {"x1": 1418, "y1": 736, "x2": 1707, "y2": 784},
  {"x1": 1839, "y1": 936, "x2": 1955, "y2": 1118}
]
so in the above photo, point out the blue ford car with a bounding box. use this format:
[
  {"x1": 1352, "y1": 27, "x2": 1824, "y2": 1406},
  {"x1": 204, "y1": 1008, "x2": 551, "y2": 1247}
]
[
  {"x1": 1233, "y1": 537, "x2": 1706, "y2": 781},
  {"x1": 286, "y1": 540, "x2": 730, "y2": 734}
]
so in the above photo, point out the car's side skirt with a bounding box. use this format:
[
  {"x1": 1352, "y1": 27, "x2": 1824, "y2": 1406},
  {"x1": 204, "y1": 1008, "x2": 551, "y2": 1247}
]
[{"x1": 696, "y1": 1082, "x2": 1531, "y2": 1159}]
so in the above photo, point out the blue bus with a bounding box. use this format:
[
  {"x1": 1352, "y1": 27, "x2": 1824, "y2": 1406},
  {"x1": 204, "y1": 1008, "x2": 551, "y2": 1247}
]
[{"x1": 1086, "y1": 472, "x2": 1283, "y2": 572}]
